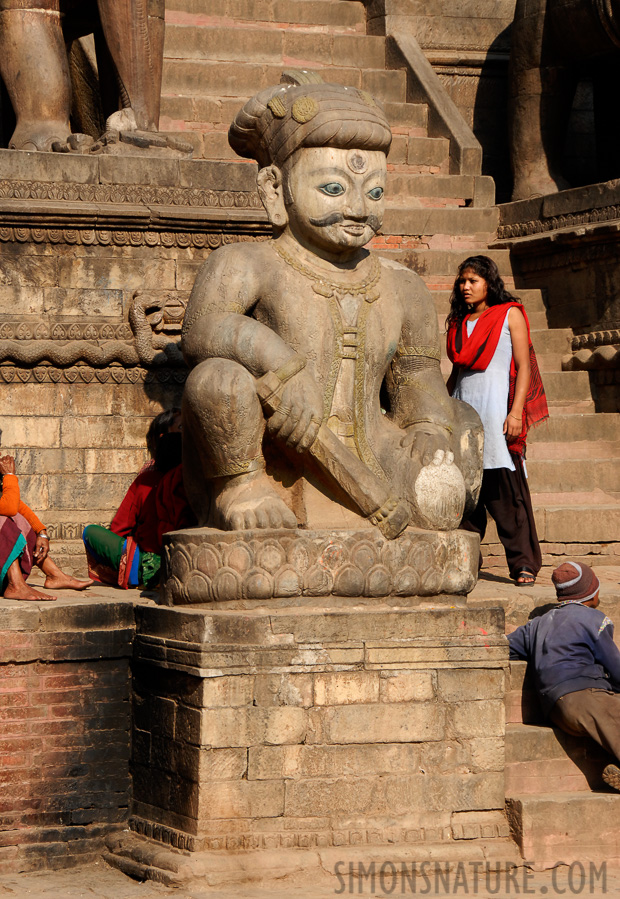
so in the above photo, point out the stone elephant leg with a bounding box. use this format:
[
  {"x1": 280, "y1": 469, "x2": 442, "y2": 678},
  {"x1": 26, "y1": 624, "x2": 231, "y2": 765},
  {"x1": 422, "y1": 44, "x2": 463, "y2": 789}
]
[
  {"x1": 0, "y1": 0, "x2": 72, "y2": 150},
  {"x1": 182, "y1": 358, "x2": 297, "y2": 531},
  {"x1": 95, "y1": 0, "x2": 164, "y2": 131},
  {"x1": 509, "y1": 0, "x2": 575, "y2": 199}
]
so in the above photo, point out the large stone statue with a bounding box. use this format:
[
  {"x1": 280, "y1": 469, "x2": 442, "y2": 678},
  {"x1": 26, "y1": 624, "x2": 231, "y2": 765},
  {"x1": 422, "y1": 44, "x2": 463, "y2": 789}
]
[
  {"x1": 0, "y1": 0, "x2": 167, "y2": 152},
  {"x1": 181, "y1": 79, "x2": 482, "y2": 545},
  {"x1": 509, "y1": 0, "x2": 620, "y2": 200}
]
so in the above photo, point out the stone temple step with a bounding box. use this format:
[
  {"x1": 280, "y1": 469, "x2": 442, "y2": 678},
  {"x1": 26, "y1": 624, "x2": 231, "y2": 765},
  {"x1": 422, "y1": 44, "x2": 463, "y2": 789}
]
[
  {"x1": 505, "y1": 723, "x2": 611, "y2": 795},
  {"x1": 528, "y1": 412, "x2": 620, "y2": 444},
  {"x1": 527, "y1": 458, "x2": 620, "y2": 494},
  {"x1": 530, "y1": 497, "x2": 620, "y2": 543},
  {"x1": 484, "y1": 493, "x2": 620, "y2": 547},
  {"x1": 506, "y1": 792, "x2": 620, "y2": 868},
  {"x1": 166, "y1": 0, "x2": 367, "y2": 32},
  {"x1": 164, "y1": 23, "x2": 387, "y2": 69},
  {"x1": 386, "y1": 173, "x2": 496, "y2": 208},
  {"x1": 161, "y1": 95, "x2": 429, "y2": 137},
  {"x1": 162, "y1": 59, "x2": 408, "y2": 103},
  {"x1": 528, "y1": 438, "x2": 620, "y2": 460},
  {"x1": 382, "y1": 205, "x2": 498, "y2": 239}
]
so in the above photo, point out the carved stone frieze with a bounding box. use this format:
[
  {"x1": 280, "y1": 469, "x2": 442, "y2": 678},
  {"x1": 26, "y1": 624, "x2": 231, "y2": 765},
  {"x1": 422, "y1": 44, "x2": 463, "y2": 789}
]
[
  {"x1": 0, "y1": 227, "x2": 269, "y2": 248},
  {"x1": 161, "y1": 527, "x2": 479, "y2": 605},
  {"x1": 0, "y1": 179, "x2": 262, "y2": 210},
  {"x1": 0, "y1": 364, "x2": 187, "y2": 384},
  {"x1": 497, "y1": 205, "x2": 620, "y2": 240},
  {"x1": 572, "y1": 328, "x2": 620, "y2": 351}
]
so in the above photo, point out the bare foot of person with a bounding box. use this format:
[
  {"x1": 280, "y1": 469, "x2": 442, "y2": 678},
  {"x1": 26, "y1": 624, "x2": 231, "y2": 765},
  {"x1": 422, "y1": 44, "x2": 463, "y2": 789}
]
[
  {"x1": 43, "y1": 575, "x2": 93, "y2": 591},
  {"x1": 213, "y1": 470, "x2": 297, "y2": 530},
  {"x1": 3, "y1": 584, "x2": 57, "y2": 601}
]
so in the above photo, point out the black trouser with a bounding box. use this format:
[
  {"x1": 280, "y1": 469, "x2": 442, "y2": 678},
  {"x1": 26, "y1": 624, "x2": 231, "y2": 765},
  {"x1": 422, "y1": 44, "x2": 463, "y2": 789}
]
[{"x1": 461, "y1": 453, "x2": 542, "y2": 578}]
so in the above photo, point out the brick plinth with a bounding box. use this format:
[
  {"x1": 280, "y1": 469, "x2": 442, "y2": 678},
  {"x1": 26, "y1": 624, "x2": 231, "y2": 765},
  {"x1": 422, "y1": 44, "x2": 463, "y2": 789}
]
[
  {"x1": 129, "y1": 601, "x2": 510, "y2": 861},
  {"x1": 0, "y1": 601, "x2": 135, "y2": 873}
]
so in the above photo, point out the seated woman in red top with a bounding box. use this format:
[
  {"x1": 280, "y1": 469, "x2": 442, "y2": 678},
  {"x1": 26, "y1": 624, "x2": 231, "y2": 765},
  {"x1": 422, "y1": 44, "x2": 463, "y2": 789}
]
[
  {"x1": 83, "y1": 409, "x2": 194, "y2": 588},
  {"x1": 0, "y1": 454, "x2": 92, "y2": 601}
]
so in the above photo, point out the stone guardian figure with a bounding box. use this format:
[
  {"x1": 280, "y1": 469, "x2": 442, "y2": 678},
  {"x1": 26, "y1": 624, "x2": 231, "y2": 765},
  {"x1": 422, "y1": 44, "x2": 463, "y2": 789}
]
[{"x1": 181, "y1": 80, "x2": 483, "y2": 538}]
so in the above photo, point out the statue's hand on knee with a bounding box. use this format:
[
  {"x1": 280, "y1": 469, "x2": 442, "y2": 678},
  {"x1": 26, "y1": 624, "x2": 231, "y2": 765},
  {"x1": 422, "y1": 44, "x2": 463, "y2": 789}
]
[
  {"x1": 265, "y1": 369, "x2": 323, "y2": 453},
  {"x1": 400, "y1": 422, "x2": 452, "y2": 467}
]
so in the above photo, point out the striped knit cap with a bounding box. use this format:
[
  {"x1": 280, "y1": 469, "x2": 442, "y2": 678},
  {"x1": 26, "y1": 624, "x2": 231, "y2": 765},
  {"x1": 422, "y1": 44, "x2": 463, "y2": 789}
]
[{"x1": 552, "y1": 561, "x2": 600, "y2": 604}]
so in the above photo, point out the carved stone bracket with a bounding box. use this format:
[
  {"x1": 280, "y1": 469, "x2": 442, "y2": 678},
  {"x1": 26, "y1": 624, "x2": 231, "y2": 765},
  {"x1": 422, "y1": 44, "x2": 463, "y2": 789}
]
[{"x1": 161, "y1": 527, "x2": 479, "y2": 605}]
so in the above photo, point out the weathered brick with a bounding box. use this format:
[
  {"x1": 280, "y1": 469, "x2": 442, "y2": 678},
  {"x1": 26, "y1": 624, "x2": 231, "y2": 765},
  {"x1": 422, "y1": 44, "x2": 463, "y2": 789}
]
[
  {"x1": 314, "y1": 671, "x2": 379, "y2": 706},
  {"x1": 437, "y1": 668, "x2": 504, "y2": 701},
  {"x1": 379, "y1": 671, "x2": 435, "y2": 702},
  {"x1": 199, "y1": 707, "x2": 309, "y2": 748},
  {"x1": 285, "y1": 777, "x2": 387, "y2": 817},
  {"x1": 197, "y1": 781, "x2": 284, "y2": 820},
  {"x1": 449, "y1": 700, "x2": 505, "y2": 738},
  {"x1": 253, "y1": 674, "x2": 313, "y2": 708},
  {"x1": 325, "y1": 703, "x2": 445, "y2": 744}
]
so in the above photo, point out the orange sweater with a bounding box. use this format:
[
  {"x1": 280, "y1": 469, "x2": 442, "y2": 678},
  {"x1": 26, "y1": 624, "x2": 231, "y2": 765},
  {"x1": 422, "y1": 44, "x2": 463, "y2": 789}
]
[{"x1": 0, "y1": 473, "x2": 45, "y2": 533}]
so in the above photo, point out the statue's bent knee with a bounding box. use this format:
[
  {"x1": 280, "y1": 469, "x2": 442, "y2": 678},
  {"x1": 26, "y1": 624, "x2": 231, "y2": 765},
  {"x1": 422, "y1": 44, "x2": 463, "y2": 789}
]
[{"x1": 183, "y1": 359, "x2": 266, "y2": 479}]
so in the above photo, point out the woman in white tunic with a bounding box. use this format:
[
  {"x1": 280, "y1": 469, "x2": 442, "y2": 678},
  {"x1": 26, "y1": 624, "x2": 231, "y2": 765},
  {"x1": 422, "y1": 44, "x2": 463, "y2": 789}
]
[{"x1": 446, "y1": 256, "x2": 548, "y2": 586}]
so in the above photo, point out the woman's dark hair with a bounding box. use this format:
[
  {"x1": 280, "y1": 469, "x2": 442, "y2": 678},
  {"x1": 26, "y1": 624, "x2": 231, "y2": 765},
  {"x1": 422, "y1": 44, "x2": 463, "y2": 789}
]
[
  {"x1": 445, "y1": 255, "x2": 521, "y2": 328},
  {"x1": 146, "y1": 408, "x2": 181, "y2": 458}
]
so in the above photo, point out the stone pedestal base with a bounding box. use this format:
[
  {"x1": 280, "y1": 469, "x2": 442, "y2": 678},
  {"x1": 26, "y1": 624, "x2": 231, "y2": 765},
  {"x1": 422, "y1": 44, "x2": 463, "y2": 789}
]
[
  {"x1": 127, "y1": 599, "x2": 510, "y2": 877},
  {"x1": 161, "y1": 526, "x2": 479, "y2": 605}
]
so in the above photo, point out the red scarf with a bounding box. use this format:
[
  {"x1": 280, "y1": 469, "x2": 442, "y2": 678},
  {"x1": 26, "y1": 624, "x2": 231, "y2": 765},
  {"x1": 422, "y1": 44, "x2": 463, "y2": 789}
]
[{"x1": 446, "y1": 302, "x2": 548, "y2": 455}]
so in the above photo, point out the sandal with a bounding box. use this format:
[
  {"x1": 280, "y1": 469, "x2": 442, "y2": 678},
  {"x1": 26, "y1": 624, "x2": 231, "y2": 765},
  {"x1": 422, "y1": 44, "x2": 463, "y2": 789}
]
[{"x1": 514, "y1": 568, "x2": 536, "y2": 587}]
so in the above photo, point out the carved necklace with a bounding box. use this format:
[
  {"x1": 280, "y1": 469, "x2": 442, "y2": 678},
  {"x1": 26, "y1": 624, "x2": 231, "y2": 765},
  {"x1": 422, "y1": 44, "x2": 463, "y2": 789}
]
[
  {"x1": 272, "y1": 238, "x2": 386, "y2": 482},
  {"x1": 273, "y1": 240, "x2": 381, "y2": 303}
]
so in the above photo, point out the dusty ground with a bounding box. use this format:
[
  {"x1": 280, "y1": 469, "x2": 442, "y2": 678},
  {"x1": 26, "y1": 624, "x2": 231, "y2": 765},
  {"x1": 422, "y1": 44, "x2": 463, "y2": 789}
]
[{"x1": 2, "y1": 857, "x2": 620, "y2": 898}]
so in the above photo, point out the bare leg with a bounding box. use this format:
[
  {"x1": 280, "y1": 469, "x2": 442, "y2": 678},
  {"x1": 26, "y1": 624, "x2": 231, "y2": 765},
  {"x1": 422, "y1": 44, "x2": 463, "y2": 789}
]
[
  {"x1": 183, "y1": 359, "x2": 297, "y2": 530},
  {"x1": 3, "y1": 559, "x2": 56, "y2": 601},
  {"x1": 0, "y1": 5, "x2": 72, "y2": 151},
  {"x1": 38, "y1": 556, "x2": 93, "y2": 591}
]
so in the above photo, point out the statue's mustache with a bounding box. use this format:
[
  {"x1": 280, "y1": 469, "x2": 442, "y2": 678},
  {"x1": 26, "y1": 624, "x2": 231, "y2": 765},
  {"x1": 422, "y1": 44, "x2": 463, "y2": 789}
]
[{"x1": 308, "y1": 212, "x2": 381, "y2": 232}]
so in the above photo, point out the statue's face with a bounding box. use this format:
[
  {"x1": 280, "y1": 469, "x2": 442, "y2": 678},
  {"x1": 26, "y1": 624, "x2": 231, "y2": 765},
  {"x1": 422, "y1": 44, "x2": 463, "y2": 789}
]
[{"x1": 283, "y1": 147, "x2": 386, "y2": 256}]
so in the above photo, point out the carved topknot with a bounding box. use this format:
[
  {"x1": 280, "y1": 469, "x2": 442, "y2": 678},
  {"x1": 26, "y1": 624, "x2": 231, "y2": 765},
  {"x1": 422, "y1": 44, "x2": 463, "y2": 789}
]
[{"x1": 228, "y1": 80, "x2": 392, "y2": 168}]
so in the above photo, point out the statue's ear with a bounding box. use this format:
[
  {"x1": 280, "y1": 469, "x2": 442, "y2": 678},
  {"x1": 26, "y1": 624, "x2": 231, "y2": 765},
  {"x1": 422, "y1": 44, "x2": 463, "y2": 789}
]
[{"x1": 257, "y1": 165, "x2": 288, "y2": 228}]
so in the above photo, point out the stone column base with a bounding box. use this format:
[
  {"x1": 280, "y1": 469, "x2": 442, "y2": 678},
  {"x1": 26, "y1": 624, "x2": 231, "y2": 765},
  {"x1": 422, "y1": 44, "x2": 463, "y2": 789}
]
[
  {"x1": 161, "y1": 526, "x2": 479, "y2": 605},
  {"x1": 127, "y1": 600, "x2": 511, "y2": 883},
  {"x1": 104, "y1": 828, "x2": 520, "y2": 890}
]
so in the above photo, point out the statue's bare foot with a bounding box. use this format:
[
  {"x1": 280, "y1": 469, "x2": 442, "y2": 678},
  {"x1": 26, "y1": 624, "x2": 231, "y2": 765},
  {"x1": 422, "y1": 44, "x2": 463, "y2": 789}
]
[
  {"x1": 3, "y1": 583, "x2": 57, "y2": 601},
  {"x1": 44, "y1": 575, "x2": 93, "y2": 591},
  {"x1": 214, "y1": 470, "x2": 297, "y2": 530},
  {"x1": 9, "y1": 121, "x2": 71, "y2": 153}
]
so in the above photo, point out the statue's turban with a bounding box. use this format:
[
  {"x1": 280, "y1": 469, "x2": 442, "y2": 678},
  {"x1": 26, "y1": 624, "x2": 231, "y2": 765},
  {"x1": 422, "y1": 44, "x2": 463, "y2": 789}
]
[{"x1": 228, "y1": 81, "x2": 392, "y2": 168}]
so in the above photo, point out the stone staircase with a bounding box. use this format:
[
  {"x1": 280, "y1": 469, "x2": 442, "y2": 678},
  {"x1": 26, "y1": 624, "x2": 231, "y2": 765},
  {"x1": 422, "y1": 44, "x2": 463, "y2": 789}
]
[
  {"x1": 159, "y1": 0, "x2": 499, "y2": 251},
  {"x1": 504, "y1": 661, "x2": 620, "y2": 869}
]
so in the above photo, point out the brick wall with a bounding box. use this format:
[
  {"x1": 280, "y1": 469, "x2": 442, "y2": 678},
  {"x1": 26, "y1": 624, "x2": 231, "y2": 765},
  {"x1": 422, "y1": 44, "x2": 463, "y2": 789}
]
[{"x1": 0, "y1": 601, "x2": 135, "y2": 872}]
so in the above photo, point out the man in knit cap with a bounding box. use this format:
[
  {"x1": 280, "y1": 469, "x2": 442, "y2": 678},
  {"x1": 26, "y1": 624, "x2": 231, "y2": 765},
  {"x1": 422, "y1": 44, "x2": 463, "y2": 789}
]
[
  {"x1": 181, "y1": 77, "x2": 482, "y2": 534},
  {"x1": 509, "y1": 561, "x2": 620, "y2": 790}
]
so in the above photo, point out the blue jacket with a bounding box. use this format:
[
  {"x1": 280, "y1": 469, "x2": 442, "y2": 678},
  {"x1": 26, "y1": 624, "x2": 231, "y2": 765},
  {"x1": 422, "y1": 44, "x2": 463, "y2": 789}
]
[{"x1": 508, "y1": 603, "x2": 620, "y2": 715}]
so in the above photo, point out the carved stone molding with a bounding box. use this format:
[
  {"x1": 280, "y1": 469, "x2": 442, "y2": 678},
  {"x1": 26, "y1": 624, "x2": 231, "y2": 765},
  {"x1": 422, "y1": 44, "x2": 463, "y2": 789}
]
[
  {"x1": 0, "y1": 226, "x2": 269, "y2": 248},
  {"x1": 161, "y1": 527, "x2": 479, "y2": 605},
  {"x1": 497, "y1": 204, "x2": 620, "y2": 240},
  {"x1": 0, "y1": 364, "x2": 187, "y2": 384},
  {"x1": 572, "y1": 328, "x2": 620, "y2": 350},
  {"x1": 0, "y1": 179, "x2": 262, "y2": 210}
]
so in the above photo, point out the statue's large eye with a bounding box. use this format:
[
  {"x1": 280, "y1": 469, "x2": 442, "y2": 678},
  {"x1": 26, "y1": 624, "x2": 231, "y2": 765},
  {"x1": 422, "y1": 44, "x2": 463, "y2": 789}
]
[
  {"x1": 367, "y1": 186, "x2": 384, "y2": 200},
  {"x1": 318, "y1": 182, "x2": 345, "y2": 196}
]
